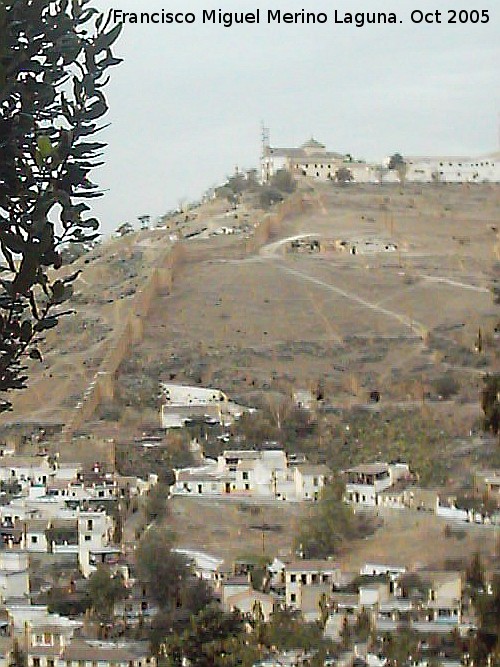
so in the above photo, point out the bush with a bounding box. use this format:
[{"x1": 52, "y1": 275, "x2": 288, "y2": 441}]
[
  {"x1": 144, "y1": 484, "x2": 169, "y2": 523},
  {"x1": 215, "y1": 185, "x2": 237, "y2": 204},
  {"x1": 297, "y1": 480, "x2": 375, "y2": 558},
  {"x1": 136, "y1": 529, "x2": 188, "y2": 610},
  {"x1": 433, "y1": 374, "x2": 460, "y2": 399},
  {"x1": 259, "y1": 187, "x2": 284, "y2": 209},
  {"x1": 270, "y1": 169, "x2": 296, "y2": 193}
]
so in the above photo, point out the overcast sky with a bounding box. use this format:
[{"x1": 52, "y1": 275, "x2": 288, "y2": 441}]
[{"x1": 89, "y1": 0, "x2": 499, "y2": 234}]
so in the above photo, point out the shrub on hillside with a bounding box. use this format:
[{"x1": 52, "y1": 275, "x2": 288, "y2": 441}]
[
  {"x1": 259, "y1": 187, "x2": 284, "y2": 209},
  {"x1": 296, "y1": 480, "x2": 375, "y2": 558},
  {"x1": 433, "y1": 374, "x2": 460, "y2": 399},
  {"x1": 270, "y1": 169, "x2": 297, "y2": 193}
]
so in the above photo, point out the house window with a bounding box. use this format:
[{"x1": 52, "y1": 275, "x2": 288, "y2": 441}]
[
  {"x1": 242, "y1": 472, "x2": 249, "y2": 480},
  {"x1": 85, "y1": 535, "x2": 91, "y2": 542},
  {"x1": 244, "y1": 484, "x2": 250, "y2": 491},
  {"x1": 290, "y1": 593, "x2": 296, "y2": 603},
  {"x1": 31, "y1": 535, "x2": 38, "y2": 544},
  {"x1": 87, "y1": 520, "x2": 93, "y2": 531},
  {"x1": 301, "y1": 574, "x2": 307, "y2": 584},
  {"x1": 290, "y1": 574, "x2": 296, "y2": 583},
  {"x1": 313, "y1": 477, "x2": 318, "y2": 486}
]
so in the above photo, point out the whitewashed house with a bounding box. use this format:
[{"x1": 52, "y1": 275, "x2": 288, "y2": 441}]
[
  {"x1": 344, "y1": 462, "x2": 411, "y2": 507},
  {"x1": 171, "y1": 449, "x2": 330, "y2": 501},
  {"x1": 285, "y1": 560, "x2": 340, "y2": 616},
  {"x1": 294, "y1": 464, "x2": 331, "y2": 501},
  {"x1": 0, "y1": 551, "x2": 29, "y2": 602},
  {"x1": 160, "y1": 382, "x2": 250, "y2": 429},
  {"x1": 0, "y1": 456, "x2": 53, "y2": 488},
  {"x1": 22, "y1": 519, "x2": 49, "y2": 553}
]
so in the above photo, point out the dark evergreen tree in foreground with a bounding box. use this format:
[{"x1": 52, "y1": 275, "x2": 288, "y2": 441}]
[{"x1": 0, "y1": 0, "x2": 121, "y2": 410}]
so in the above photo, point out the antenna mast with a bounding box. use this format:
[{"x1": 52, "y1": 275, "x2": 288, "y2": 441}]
[{"x1": 261, "y1": 122, "x2": 271, "y2": 183}]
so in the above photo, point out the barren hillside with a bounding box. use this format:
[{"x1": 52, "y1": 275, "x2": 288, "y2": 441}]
[{"x1": 1, "y1": 181, "x2": 498, "y2": 450}]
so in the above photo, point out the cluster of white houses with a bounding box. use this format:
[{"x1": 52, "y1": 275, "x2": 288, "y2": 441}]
[
  {"x1": 0, "y1": 600, "x2": 154, "y2": 667},
  {"x1": 0, "y1": 439, "x2": 494, "y2": 666},
  {"x1": 261, "y1": 137, "x2": 500, "y2": 184},
  {"x1": 344, "y1": 462, "x2": 500, "y2": 524},
  {"x1": 170, "y1": 448, "x2": 500, "y2": 522},
  {"x1": 182, "y1": 554, "x2": 478, "y2": 641},
  {"x1": 0, "y1": 449, "x2": 160, "y2": 667},
  {"x1": 0, "y1": 449, "x2": 157, "y2": 578},
  {"x1": 0, "y1": 554, "x2": 475, "y2": 667},
  {"x1": 170, "y1": 448, "x2": 331, "y2": 501}
]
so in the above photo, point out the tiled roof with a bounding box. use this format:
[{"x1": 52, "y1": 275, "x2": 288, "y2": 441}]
[
  {"x1": 0, "y1": 457, "x2": 48, "y2": 468},
  {"x1": 62, "y1": 640, "x2": 151, "y2": 662},
  {"x1": 296, "y1": 464, "x2": 331, "y2": 476},
  {"x1": 286, "y1": 560, "x2": 339, "y2": 572},
  {"x1": 345, "y1": 463, "x2": 389, "y2": 475}
]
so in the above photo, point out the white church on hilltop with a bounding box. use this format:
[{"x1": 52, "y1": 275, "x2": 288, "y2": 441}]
[{"x1": 261, "y1": 135, "x2": 500, "y2": 184}]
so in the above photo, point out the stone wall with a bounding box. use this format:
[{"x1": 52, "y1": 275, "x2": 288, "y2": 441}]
[{"x1": 61, "y1": 193, "x2": 310, "y2": 446}]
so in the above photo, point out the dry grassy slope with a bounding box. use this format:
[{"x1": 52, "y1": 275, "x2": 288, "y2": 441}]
[
  {"x1": 167, "y1": 497, "x2": 498, "y2": 571},
  {"x1": 1, "y1": 181, "x2": 498, "y2": 438},
  {"x1": 119, "y1": 182, "x2": 498, "y2": 425},
  {"x1": 0, "y1": 197, "x2": 243, "y2": 430}
]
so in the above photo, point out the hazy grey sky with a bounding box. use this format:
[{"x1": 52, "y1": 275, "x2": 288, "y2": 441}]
[{"x1": 90, "y1": 0, "x2": 499, "y2": 234}]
